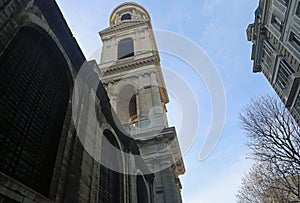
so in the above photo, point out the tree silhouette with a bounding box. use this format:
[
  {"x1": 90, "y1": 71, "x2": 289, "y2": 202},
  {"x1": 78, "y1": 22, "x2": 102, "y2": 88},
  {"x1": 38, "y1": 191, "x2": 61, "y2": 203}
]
[{"x1": 237, "y1": 95, "x2": 300, "y2": 202}]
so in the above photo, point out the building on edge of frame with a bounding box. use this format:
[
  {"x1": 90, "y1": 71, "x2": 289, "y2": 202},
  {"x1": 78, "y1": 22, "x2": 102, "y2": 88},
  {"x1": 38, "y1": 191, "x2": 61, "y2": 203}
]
[
  {"x1": 0, "y1": 1, "x2": 185, "y2": 202},
  {"x1": 247, "y1": 0, "x2": 300, "y2": 123}
]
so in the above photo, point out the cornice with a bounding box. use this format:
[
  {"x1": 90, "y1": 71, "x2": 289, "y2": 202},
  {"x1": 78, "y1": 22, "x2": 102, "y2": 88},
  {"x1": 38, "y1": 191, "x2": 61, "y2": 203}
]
[
  {"x1": 102, "y1": 55, "x2": 159, "y2": 75},
  {"x1": 99, "y1": 20, "x2": 150, "y2": 36}
]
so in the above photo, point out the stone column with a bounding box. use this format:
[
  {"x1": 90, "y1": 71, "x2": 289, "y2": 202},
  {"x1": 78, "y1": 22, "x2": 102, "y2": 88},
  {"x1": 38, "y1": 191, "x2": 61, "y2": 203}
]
[
  {"x1": 150, "y1": 71, "x2": 162, "y2": 114},
  {"x1": 144, "y1": 73, "x2": 153, "y2": 114},
  {"x1": 134, "y1": 87, "x2": 139, "y2": 119},
  {"x1": 111, "y1": 92, "x2": 118, "y2": 112},
  {"x1": 138, "y1": 74, "x2": 146, "y2": 118},
  {"x1": 107, "y1": 82, "x2": 113, "y2": 91},
  {"x1": 160, "y1": 160, "x2": 180, "y2": 203}
]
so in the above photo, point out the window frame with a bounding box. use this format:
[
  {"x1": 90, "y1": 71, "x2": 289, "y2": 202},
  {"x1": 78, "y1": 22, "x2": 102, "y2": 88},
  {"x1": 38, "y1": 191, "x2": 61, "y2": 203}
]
[
  {"x1": 262, "y1": 41, "x2": 275, "y2": 71},
  {"x1": 275, "y1": 59, "x2": 294, "y2": 92},
  {"x1": 121, "y1": 13, "x2": 132, "y2": 21},
  {"x1": 289, "y1": 31, "x2": 300, "y2": 53},
  {"x1": 296, "y1": 1, "x2": 300, "y2": 18},
  {"x1": 117, "y1": 37, "x2": 134, "y2": 60},
  {"x1": 271, "y1": 14, "x2": 283, "y2": 32},
  {"x1": 278, "y1": 0, "x2": 289, "y2": 6}
]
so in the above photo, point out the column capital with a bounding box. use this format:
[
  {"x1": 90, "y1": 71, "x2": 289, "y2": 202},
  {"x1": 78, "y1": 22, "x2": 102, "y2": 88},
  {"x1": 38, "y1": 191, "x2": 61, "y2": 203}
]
[{"x1": 134, "y1": 88, "x2": 139, "y2": 95}]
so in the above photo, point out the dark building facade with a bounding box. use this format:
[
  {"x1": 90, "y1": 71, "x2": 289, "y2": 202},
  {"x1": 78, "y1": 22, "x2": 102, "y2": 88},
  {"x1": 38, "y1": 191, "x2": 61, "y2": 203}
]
[
  {"x1": 247, "y1": 0, "x2": 300, "y2": 123},
  {"x1": 0, "y1": 0, "x2": 154, "y2": 202}
]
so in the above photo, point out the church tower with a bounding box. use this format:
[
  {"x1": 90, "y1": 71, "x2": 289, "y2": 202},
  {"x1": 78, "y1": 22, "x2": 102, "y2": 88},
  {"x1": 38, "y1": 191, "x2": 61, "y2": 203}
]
[{"x1": 98, "y1": 2, "x2": 185, "y2": 202}]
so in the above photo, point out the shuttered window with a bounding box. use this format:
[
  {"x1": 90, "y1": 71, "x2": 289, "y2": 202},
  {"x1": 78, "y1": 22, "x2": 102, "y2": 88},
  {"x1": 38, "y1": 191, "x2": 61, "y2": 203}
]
[
  {"x1": 262, "y1": 41, "x2": 275, "y2": 71},
  {"x1": 276, "y1": 60, "x2": 294, "y2": 92},
  {"x1": 294, "y1": 92, "x2": 300, "y2": 115},
  {"x1": 289, "y1": 32, "x2": 300, "y2": 52},
  {"x1": 98, "y1": 130, "x2": 122, "y2": 203},
  {"x1": 271, "y1": 14, "x2": 283, "y2": 32},
  {"x1": 118, "y1": 38, "x2": 134, "y2": 59}
]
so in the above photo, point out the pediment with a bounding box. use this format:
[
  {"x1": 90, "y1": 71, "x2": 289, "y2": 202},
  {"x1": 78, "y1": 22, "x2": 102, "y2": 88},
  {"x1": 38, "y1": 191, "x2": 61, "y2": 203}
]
[{"x1": 99, "y1": 20, "x2": 149, "y2": 35}]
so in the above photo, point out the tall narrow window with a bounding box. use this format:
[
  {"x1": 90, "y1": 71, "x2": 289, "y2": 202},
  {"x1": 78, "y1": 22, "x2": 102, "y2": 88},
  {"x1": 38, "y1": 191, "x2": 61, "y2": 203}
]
[
  {"x1": 271, "y1": 14, "x2": 283, "y2": 32},
  {"x1": 296, "y1": 2, "x2": 300, "y2": 18},
  {"x1": 98, "y1": 130, "x2": 123, "y2": 203},
  {"x1": 289, "y1": 32, "x2": 300, "y2": 52},
  {"x1": 276, "y1": 60, "x2": 294, "y2": 92},
  {"x1": 294, "y1": 92, "x2": 300, "y2": 115},
  {"x1": 129, "y1": 95, "x2": 137, "y2": 123},
  {"x1": 118, "y1": 38, "x2": 134, "y2": 59},
  {"x1": 262, "y1": 42, "x2": 274, "y2": 70}
]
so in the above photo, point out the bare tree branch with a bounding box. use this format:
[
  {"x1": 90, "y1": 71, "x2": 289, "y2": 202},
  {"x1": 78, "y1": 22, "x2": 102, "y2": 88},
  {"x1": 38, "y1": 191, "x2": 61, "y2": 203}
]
[{"x1": 237, "y1": 95, "x2": 300, "y2": 202}]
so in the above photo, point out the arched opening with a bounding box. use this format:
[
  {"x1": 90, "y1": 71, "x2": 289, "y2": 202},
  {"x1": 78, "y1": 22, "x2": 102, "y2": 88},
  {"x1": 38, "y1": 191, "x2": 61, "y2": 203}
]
[
  {"x1": 98, "y1": 130, "x2": 124, "y2": 203},
  {"x1": 129, "y1": 95, "x2": 137, "y2": 123},
  {"x1": 137, "y1": 175, "x2": 149, "y2": 203},
  {"x1": 0, "y1": 27, "x2": 70, "y2": 196},
  {"x1": 117, "y1": 85, "x2": 137, "y2": 124},
  {"x1": 117, "y1": 38, "x2": 134, "y2": 59},
  {"x1": 121, "y1": 13, "x2": 132, "y2": 21}
]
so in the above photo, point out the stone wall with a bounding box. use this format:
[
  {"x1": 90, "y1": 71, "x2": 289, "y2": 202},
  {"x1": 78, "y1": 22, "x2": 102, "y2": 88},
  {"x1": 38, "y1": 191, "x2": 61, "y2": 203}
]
[{"x1": 0, "y1": 0, "x2": 154, "y2": 202}]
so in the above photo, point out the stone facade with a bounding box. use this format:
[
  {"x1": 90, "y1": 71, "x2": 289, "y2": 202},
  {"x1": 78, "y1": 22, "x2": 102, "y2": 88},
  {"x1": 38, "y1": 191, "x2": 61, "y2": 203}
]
[
  {"x1": 0, "y1": 0, "x2": 154, "y2": 202},
  {"x1": 99, "y1": 3, "x2": 185, "y2": 203},
  {"x1": 247, "y1": 0, "x2": 300, "y2": 123}
]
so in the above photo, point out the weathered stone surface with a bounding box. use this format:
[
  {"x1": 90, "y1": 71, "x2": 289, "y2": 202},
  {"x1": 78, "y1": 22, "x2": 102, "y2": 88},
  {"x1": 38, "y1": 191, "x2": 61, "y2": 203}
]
[
  {"x1": 0, "y1": 1, "x2": 154, "y2": 203},
  {"x1": 99, "y1": 2, "x2": 185, "y2": 203},
  {"x1": 247, "y1": 0, "x2": 300, "y2": 125}
]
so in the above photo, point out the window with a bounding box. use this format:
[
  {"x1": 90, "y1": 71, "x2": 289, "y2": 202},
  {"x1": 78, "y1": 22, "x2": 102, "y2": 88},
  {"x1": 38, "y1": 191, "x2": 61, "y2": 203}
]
[
  {"x1": 262, "y1": 42, "x2": 274, "y2": 70},
  {"x1": 296, "y1": 2, "x2": 300, "y2": 18},
  {"x1": 294, "y1": 92, "x2": 300, "y2": 115},
  {"x1": 129, "y1": 95, "x2": 137, "y2": 123},
  {"x1": 98, "y1": 130, "x2": 122, "y2": 203},
  {"x1": 116, "y1": 85, "x2": 137, "y2": 124},
  {"x1": 117, "y1": 38, "x2": 134, "y2": 59},
  {"x1": 289, "y1": 32, "x2": 300, "y2": 52},
  {"x1": 121, "y1": 13, "x2": 131, "y2": 21},
  {"x1": 276, "y1": 60, "x2": 294, "y2": 91},
  {"x1": 279, "y1": 0, "x2": 289, "y2": 6},
  {"x1": 271, "y1": 14, "x2": 283, "y2": 32}
]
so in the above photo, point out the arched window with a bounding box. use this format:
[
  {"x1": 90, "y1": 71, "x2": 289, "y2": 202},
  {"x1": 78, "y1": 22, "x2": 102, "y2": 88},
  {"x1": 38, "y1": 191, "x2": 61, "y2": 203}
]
[
  {"x1": 129, "y1": 95, "x2": 137, "y2": 123},
  {"x1": 98, "y1": 130, "x2": 123, "y2": 203},
  {"x1": 0, "y1": 27, "x2": 70, "y2": 196},
  {"x1": 121, "y1": 13, "x2": 132, "y2": 21},
  {"x1": 117, "y1": 85, "x2": 137, "y2": 124},
  {"x1": 118, "y1": 38, "x2": 134, "y2": 59}
]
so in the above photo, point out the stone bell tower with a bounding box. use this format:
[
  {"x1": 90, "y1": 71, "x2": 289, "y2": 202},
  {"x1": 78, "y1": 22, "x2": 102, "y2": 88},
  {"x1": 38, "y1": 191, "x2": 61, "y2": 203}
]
[{"x1": 98, "y1": 2, "x2": 185, "y2": 202}]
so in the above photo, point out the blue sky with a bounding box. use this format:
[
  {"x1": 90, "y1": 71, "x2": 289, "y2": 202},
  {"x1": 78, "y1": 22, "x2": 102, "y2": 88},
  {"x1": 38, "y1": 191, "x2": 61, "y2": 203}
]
[{"x1": 56, "y1": 0, "x2": 277, "y2": 202}]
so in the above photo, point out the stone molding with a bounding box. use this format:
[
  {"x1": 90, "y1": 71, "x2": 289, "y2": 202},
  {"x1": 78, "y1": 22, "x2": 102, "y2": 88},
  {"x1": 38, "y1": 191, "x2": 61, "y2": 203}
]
[{"x1": 102, "y1": 55, "x2": 159, "y2": 74}]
